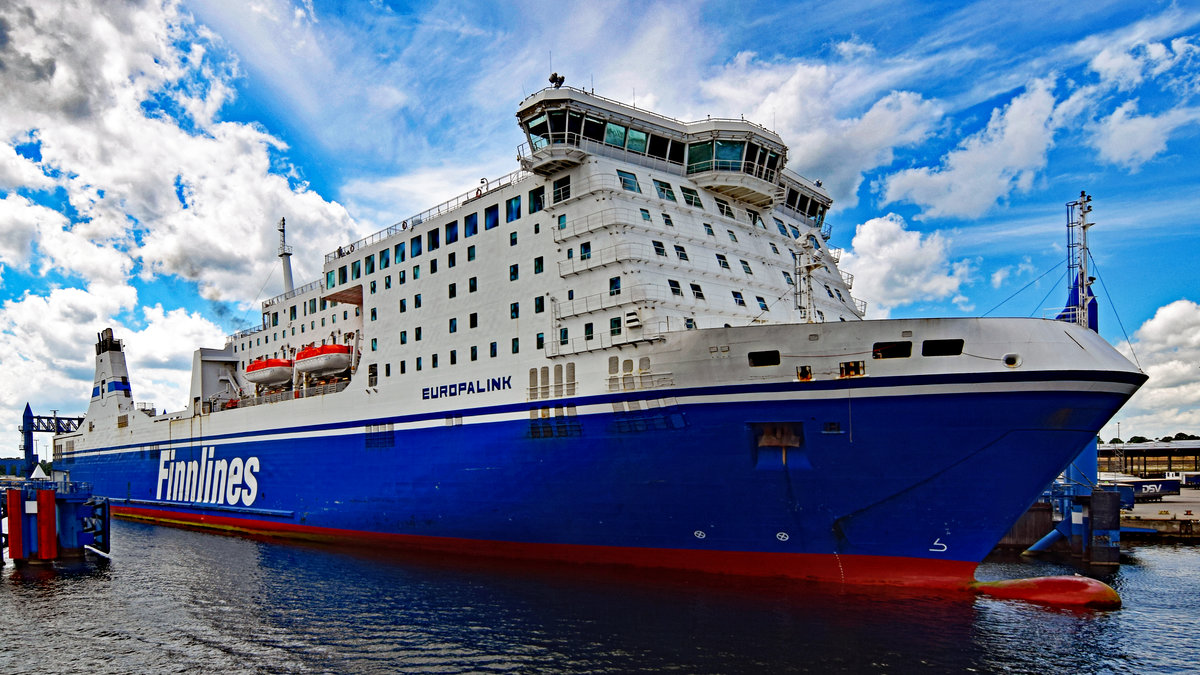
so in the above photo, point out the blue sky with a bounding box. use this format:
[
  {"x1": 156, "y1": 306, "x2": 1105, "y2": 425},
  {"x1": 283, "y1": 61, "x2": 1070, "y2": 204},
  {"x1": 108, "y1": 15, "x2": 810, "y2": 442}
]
[{"x1": 2, "y1": 0, "x2": 1199, "y2": 458}]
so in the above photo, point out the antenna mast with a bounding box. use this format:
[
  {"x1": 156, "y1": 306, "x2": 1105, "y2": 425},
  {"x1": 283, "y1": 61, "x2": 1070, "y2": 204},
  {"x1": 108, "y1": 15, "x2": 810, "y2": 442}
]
[
  {"x1": 278, "y1": 217, "x2": 295, "y2": 294},
  {"x1": 1066, "y1": 192, "x2": 1093, "y2": 329}
]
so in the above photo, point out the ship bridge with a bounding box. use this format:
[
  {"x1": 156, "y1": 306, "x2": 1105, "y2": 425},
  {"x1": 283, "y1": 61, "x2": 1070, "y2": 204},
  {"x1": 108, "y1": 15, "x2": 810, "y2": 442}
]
[{"x1": 517, "y1": 86, "x2": 787, "y2": 209}]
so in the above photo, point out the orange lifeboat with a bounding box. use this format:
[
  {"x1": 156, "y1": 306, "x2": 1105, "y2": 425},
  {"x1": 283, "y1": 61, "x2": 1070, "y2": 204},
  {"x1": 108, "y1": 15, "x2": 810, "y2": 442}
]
[
  {"x1": 245, "y1": 357, "x2": 293, "y2": 386},
  {"x1": 294, "y1": 344, "x2": 353, "y2": 377}
]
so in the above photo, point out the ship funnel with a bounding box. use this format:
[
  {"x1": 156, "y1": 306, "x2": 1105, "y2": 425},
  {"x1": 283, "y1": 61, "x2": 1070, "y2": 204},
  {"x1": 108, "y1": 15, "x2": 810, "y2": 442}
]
[{"x1": 278, "y1": 217, "x2": 295, "y2": 294}]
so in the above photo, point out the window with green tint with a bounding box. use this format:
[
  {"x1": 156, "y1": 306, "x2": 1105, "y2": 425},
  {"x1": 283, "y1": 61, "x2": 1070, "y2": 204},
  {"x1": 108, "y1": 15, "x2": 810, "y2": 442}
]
[
  {"x1": 534, "y1": 256, "x2": 543, "y2": 273},
  {"x1": 467, "y1": 245, "x2": 476, "y2": 261},
  {"x1": 506, "y1": 196, "x2": 521, "y2": 222},
  {"x1": 464, "y1": 213, "x2": 478, "y2": 237},
  {"x1": 326, "y1": 270, "x2": 335, "y2": 288},
  {"x1": 626, "y1": 128, "x2": 647, "y2": 153},
  {"x1": 604, "y1": 122, "x2": 627, "y2": 147},
  {"x1": 534, "y1": 296, "x2": 544, "y2": 313},
  {"x1": 338, "y1": 266, "x2": 347, "y2": 284},
  {"x1": 396, "y1": 242, "x2": 405, "y2": 262},
  {"x1": 528, "y1": 186, "x2": 545, "y2": 214},
  {"x1": 410, "y1": 235, "x2": 421, "y2": 257},
  {"x1": 680, "y1": 186, "x2": 703, "y2": 208},
  {"x1": 351, "y1": 261, "x2": 361, "y2": 279},
  {"x1": 536, "y1": 333, "x2": 545, "y2": 349},
  {"x1": 484, "y1": 204, "x2": 499, "y2": 230},
  {"x1": 445, "y1": 221, "x2": 458, "y2": 243},
  {"x1": 380, "y1": 248, "x2": 390, "y2": 269},
  {"x1": 610, "y1": 317, "x2": 622, "y2": 335},
  {"x1": 365, "y1": 254, "x2": 375, "y2": 274},
  {"x1": 687, "y1": 141, "x2": 712, "y2": 172},
  {"x1": 715, "y1": 139, "x2": 745, "y2": 169}
]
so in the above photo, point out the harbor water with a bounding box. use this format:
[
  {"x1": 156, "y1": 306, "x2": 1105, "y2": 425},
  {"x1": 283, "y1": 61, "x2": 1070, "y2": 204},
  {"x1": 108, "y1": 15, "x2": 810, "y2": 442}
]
[{"x1": 1, "y1": 519, "x2": 1196, "y2": 673}]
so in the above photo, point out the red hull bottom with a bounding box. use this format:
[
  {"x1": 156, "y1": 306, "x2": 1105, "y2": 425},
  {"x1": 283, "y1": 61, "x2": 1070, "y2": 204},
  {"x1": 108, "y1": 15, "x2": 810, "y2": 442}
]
[{"x1": 114, "y1": 505, "x2": 978, "y2": 590}]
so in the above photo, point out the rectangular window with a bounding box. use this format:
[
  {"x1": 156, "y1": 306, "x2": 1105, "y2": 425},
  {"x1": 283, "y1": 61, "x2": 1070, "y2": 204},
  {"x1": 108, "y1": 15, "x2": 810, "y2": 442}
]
[
  {"x1": 399, "y1": 298, "x2": 407, "y2": 313},
  {"x1": 559, "y1": 327, "x2": 569, "y2": 345},
  {"x1": 580, "y1": 242, "x2": 591, "y2": 260},
  {"x1": 490, "y1": 341, "x2": 498, "y2": 358},
  {"x1": 536, "y1": 332, "x2": 545, "y2": 349},
  {"x1": 338, "y1": 266, "x2": 347, "y2": 284},
  {"x1": 510, "y1": 302, "x2": 519, "y2": 319},
  {"x1": 529, "y1": 186, "x2": 545, "y2": 214},
  {"x1": 396, "y1": 242, "x2": 405, "y2": 262},
  {"x1": 617, "y1": 169, "x2": 641, "y2": 193},
  {"x1": 690, "y1": 283, "x2": 705, "y2": 299},
  {"x1": 748, "y1": 350, "x2": 781, "y2": 367},
  {"x1": 775, "y1": 217, "x2": 789, "y2": 237},
  {"x1": 469, "y1": 312, "x2": 478, "y2": 328},
  {"x1": 410, "y1": 235, "x2": 422, "y2": 257},
  {"x1": 871, "y1": 341, "x2": 912, "y2": 359},
  {"x1": 398, "y1": 269, "x2": 406, "y2": 284},
  {"x1": 448, "y1": 252, "x2": 456, "y2": 268},
  {"x1": 757, "y1": 296, "x2": 769, "y2": 311},
  {"x1": 414, "y1": 293, "x2": 422, "y2": 309},
  {"x1": 449, "y1": 318, "x2": 457, "y2": 333},
  {"x1": 365, "y1": 254, "x2": 375, "y2": 275},
  {"x1": 510, "y1": 231, "x2": 518, "y2": 247},
  {"x1": 727, "y1": 229, "x2": 738, "y2": 243},
  {"x1": 732, "y1": 291, "x2": 746, "y2": 307},
  {"x1": 557, "y1": 214, "x2": 567, "y2": 230},
  {"x1": 553, "y1": 176, "x2": 571, "y2": 203},
  {"x1": 716, "y1": 198, "x2": 733, "y2": 218},
  {"x1": 668, "y1": 279, "x2": 683, "y2": 296},
  {"x1": 464, "y1": 212, "x2": 478, "y2": 237},
  {"x1": 400, "y1": 330, "x2": 407, "y2": 344},
  {"x1": 512, "y1": 337, "x2": 519, "y2": 354},
  {"x1": 416, "y1": 357, "x2": 422, "y2": 371},
  {"x1": 430, "y1": 259, "x2": 438, "y2": 274},
  {"x1": 449, "y1": 282, "x2": 457, "y2": 298},
  {"x1": 610, "y1": 317, "x2": 622, "y2": 336},
  {"x1": 506, "y1": 196, "x2": 521, "y2": 222},
  {"x1": 469, "y1": 277, "x2": 477, "y2": 293},
  {"x1": 604, "y1": 122, "x2": 628, "y2": 148},
  {"x1": 674, "y1": 245, "x2": 689, "y2": 261},
  {"x1": 412, "y1": 265, "x2": 420, "y2": 280},
  {"x1": 351, "y1": 261, "x2": 361, "y2": 280},
  {"x1": 626, "y1": 128, "x2": 647, "y2": 153},
  {"x1": 741, "y1": 259, "x2": 753, "y2": 275},
  {"x1": 652, "y1": 240, "x2": 667, "y2": 256},
  {"x1": 584, "y1": 322, "x2": 594, "y2": 340},
  {"x1": 509, "y1": 264, "x2": 519, "y2": 281},
  {"x1": 371, "y1": 338, "x2": 377, "y2": 351},
  {"x1": 653, "y1": 179, "x2": 677, "y2": 201},
  {"x1": 470, "y1": 345, "x2": 478, "y2": 361},
  {"x1": 326, "y1": 270, "x2": 335, "y2": 288},
  {"x1": 385, "y1": 275, "x2": 391, "y2": 289},
  {"x1": 534, "y1": 256, "x2": 543, "y2": 273},
  {"x1": 450, "y1": 350, "x2": 457, "y2": 365},
  {"x1": 534, "y1": 296, "x2": 544, "y2": 313},
  {"x1": 432, "y1": 353, "x2": 438, "y2": 368},
  {"x1": 380, "y1": 248, "x2": 390, "y2": 269},
  {"x1": 427, "y1": 229, "x2": 440, "y2": 251},
  {"x1": 662, "y1": 213, "x2": 674, "y2": 227},
  {"x1": 415, "y1": 327, "x2": 422, "y2": 341},
  {"x1": 703, "y1": 223, "x2": 714, "y2": 236},
  {"x1": 467, "y1": 245, "x2": 476, "y2": 261},
  {"x1": 922, "y1": 339, "x2": 965, "y2": 357},
  {"x1": 370, "y1": 307, "x2": 377, "y2": 321},
  {"x1": 680, "y1": 186, "x2": 703, "y2": 208},
  {"x1": 484, "y1": 204, "x2": 499, "y2": 230},
  {"x1": 445, "y1": 221, "x2": 458, "y2": 244},
  {"x1": 716, "y1": 254, "x2": 731, "y2": 270},
  {"x1": 640, "y1": 208, "x2": 651, "y2": 221},
  {"x1": 782, "y1": 271, "x2": 794, "y2": 285},
  {"x1": 609, "y1": 276, "x2": 621, "y2": 296}
]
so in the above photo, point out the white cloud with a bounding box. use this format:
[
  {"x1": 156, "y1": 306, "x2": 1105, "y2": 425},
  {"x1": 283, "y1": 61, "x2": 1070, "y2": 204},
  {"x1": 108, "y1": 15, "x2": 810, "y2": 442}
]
[
  {"x1": 698, "y1": 53, "x2": 943, "y2": 208},
  {"x1": 881, "y1": 78, "x2": 1060, "y2": 219},
  {"x1": 838, "y1": 213, "x2": 973, "y2": 318},
  {"x1": 1091, "y1": 100, "x2": 1200, "y2": 170},
  {"x1": 1105, "y1": 299, "x2": 1200, "y2": 441}
]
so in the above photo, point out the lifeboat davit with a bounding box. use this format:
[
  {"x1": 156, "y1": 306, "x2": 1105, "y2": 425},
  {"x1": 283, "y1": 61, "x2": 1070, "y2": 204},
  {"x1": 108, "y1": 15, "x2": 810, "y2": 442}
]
[
  {"x1": 294, "y1": 344, "x2": 353, "y2": 377},
  {"x1": 245, "y1": 358, "x2": 293, "y2": 386}
]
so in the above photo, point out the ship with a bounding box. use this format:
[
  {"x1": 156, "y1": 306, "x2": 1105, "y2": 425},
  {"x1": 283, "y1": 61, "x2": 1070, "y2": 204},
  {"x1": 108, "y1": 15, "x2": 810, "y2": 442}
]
[{"x1": 53, "y1": 82, "x2": 1145, "y2": 588}]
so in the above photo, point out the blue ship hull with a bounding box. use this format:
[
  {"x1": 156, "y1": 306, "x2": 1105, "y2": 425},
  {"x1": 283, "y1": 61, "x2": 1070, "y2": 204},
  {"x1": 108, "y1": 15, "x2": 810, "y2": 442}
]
[{"x1": 63, "y1": 370, "x2": 1140, "y2": 587}]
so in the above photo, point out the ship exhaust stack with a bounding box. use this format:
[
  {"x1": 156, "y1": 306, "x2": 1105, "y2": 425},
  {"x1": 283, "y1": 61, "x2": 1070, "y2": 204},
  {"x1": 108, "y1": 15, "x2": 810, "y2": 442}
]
[
  {"x1": 87, "y1": 328, "x2": 135, "y2": 420},
  {"x1": 279, "y1": 217, "x2": 295, "y2": 294}
]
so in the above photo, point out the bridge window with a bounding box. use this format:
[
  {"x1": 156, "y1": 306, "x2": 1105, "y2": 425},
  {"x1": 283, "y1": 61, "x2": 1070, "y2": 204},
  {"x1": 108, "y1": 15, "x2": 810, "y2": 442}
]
[{"x1": 604, "y1": 122, "x2": 627, "y2": 148}]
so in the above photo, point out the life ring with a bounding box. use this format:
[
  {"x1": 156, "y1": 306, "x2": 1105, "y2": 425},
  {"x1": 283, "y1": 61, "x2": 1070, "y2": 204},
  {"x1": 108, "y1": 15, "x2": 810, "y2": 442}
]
[{"x1": 475, "y1": 188, "x2": 482, "y2": 198}]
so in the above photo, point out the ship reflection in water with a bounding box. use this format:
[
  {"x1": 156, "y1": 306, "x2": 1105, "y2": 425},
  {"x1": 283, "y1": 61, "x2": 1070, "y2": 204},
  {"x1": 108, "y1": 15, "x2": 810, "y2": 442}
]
[{"x1": 1, "y1": 520, "x2": 1195, "y2": 673}]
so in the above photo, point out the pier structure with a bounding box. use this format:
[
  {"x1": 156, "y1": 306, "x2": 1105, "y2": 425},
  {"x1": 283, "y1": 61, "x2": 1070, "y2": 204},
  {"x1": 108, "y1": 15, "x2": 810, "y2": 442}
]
[{"x1": 3, "y1": 403, "x2": 109, "y2": 564}]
